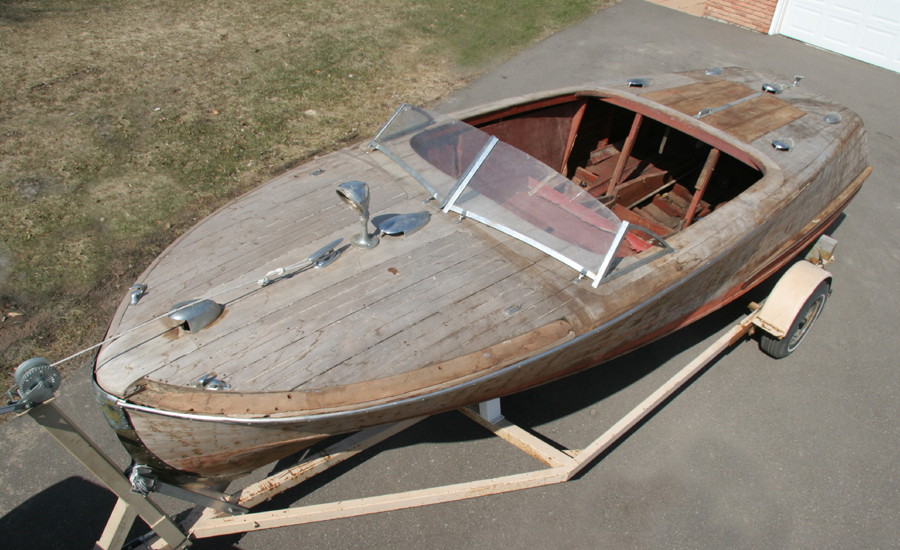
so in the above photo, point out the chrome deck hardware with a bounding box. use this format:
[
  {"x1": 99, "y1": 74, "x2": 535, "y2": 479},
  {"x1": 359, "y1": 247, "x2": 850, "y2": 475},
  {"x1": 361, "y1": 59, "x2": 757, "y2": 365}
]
[
  {"x1": 379, "y1": 211, "x2": 431, "y2": 237},
  {"x1": 337, "y1": 181, "x2": 379, "y2": 250},
  {"x1": 128, "y1": 284, "x2": 147, "y2": 306},
  {"x1": 772, "y1": 138, "x2": 795, "y2": 151},
  {"x1": 168, "y1": 299, "x2": 224, "y2": 332}
]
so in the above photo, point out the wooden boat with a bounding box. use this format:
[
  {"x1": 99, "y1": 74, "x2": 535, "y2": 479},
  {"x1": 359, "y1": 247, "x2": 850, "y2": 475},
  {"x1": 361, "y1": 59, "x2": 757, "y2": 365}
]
[{"x1": 93, "y1": 67, "x2": 870, "y2": 485}]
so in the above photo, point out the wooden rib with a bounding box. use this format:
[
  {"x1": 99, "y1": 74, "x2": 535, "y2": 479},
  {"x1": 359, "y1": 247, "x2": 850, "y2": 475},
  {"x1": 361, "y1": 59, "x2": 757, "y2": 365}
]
[
  {"x1": 560, "y1": 99, "x2": 587, "y2": 175},
  {"x1": 606, "y1": 113, "x2": 643, "y2": 197},
  {"x1": 684, "y1": 148, "x2": 720, "y2": 228}
]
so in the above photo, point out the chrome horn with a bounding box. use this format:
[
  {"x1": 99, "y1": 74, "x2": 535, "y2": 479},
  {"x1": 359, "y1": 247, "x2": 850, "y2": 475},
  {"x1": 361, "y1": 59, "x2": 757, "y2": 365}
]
[{"x1": 336, "y1": 181, "x2": 379, "y2": 250}]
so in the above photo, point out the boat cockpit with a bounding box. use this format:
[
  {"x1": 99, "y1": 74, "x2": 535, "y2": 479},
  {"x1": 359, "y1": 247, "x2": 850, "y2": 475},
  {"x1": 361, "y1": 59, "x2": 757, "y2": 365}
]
[{"x1": 369, "y1": 95, "x2": 763, "y2": 287}]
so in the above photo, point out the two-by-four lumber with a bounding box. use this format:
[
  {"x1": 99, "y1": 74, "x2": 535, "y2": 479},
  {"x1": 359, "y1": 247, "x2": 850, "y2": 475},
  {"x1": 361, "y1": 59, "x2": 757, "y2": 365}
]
[
  {"x1": 180, "y1": 311, "x2": 760, "y2": 541},
  {"x1": 459, "y1": 406, "x2": 576, "y2": 468},
  {"x1": 564, "y1": 310, "x2": 759, "y2": 480}
]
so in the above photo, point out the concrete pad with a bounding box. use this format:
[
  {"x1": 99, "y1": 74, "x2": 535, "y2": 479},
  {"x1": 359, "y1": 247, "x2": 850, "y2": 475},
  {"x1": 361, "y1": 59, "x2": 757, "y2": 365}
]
[{"x1": 2, "y1": 1, "x2": 898, "y2": 548}]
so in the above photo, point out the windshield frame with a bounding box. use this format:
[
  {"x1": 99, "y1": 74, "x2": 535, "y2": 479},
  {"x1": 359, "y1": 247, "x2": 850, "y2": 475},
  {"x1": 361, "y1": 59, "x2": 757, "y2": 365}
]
[{"x1": 369, "y1": 103, "x2": 671, "y2": 287}]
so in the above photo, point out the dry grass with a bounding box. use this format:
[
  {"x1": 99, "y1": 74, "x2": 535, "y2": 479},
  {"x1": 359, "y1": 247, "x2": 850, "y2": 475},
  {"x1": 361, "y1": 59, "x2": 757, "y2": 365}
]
[{"x1": 0, "y1": 0, "x2": 613, "y2": 392}]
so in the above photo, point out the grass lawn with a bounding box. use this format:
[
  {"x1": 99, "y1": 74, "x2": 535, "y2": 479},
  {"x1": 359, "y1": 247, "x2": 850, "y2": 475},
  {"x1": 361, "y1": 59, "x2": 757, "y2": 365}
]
[{"x1": 0, "y1": 0, "x2": 614, "y2": 390}]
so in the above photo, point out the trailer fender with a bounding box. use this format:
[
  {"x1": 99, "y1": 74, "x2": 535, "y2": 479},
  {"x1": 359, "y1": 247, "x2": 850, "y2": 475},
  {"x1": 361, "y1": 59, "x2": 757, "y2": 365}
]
[{"x1": 753, "y1": 261, "x2": 832, "y2": 339}]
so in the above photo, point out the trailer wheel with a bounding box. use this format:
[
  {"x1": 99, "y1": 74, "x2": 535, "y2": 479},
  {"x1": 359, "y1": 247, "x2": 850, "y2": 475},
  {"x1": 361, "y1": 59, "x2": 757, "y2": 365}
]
[{"x1": 759, "y1": 280, "x2": 829, "y2": 359}]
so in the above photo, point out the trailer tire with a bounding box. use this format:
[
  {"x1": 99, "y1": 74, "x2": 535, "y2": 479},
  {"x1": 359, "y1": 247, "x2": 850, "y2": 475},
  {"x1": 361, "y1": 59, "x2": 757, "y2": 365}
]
[{"x1": 759, "y1": 280, "x2": 830, "y2": 359}]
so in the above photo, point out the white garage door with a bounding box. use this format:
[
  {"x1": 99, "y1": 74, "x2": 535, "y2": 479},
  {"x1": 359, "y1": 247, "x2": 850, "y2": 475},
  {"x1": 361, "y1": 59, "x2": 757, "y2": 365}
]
[{"x1": 780, "y1": 0, "x2": 900, "y2": 73}]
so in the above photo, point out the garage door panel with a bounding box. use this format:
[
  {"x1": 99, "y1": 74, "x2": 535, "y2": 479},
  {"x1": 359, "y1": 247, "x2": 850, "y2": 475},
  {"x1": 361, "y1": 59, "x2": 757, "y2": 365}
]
[
  {"x1": 781, "y1": 0, "x2": 900, "y2": 73},
  {"x1": 859, "y1": 26, "x2": 895, "y2": 57},
  {"x1": 834, "y1": 0, "x2": 864, "y2": 15},
  {"x1": 822, "y1": 16, "x2": 858, "y2": 46},
  {"x1": 872, "y1": 0, "x2": 900, "y2": 25},
  {"x1": 785, "y1": 6, "x2": 824, "y2": 36}
]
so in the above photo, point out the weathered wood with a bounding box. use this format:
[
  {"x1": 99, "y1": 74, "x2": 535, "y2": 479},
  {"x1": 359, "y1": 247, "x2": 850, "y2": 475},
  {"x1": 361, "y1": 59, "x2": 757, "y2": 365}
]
[
  {"x1": 726, "y1": 104, "x2": 807, "y2": 143},
  {"x1": 607, "y1": 113, "x2": 643, "y2": 196},
  {"x1": 639, "y1": 79, "x2": 739, "y2": 106},
  {"x1": 231, "y1": 418, "x2": 425, "y2": 510},
  {"x1": 643, "y1": 80, "x2": 753, "y2": 116},
  {"x1": 95, "y1": 67, "x2": 870, "y2": 482},
  {"x1": 685, "y1": 148, "x2": 720, "y2": 227}
]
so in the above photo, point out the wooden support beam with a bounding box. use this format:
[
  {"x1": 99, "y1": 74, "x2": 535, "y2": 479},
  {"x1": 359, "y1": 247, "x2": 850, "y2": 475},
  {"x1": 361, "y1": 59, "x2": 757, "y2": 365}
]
[
  {"x1": 94, "y1": 498, "x2": 138, "y2": 550},
  {"x1": 175, "y1": 417, "x2": 427, "y2": 541},
  {"x1": 565, "y1": 310, "x2": 758, "y2": 480},
  {"x1": 606, "y1": 113, "x2": 643, "y2": 198},
  {"x1": 191, "y1": 468, "x2": 568, "y2": 538},
  {"x1": 232, "y1": 418, "x2": 424, "y2": 510},
  {"x1": 26, "y1": 401, "x2": 188, "y2": 550},
  {"x1": 684, "y1": 148, "x2": 720, "y2": 228},
  {"x1": 460, "y1": 407, "x2": 576, "y2": 468}
]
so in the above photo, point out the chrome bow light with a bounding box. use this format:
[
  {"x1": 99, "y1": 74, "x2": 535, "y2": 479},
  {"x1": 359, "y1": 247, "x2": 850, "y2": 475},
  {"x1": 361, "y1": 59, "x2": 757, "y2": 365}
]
[{"x1": 336, "y1": 181, "x2": 379, "y2": 250}]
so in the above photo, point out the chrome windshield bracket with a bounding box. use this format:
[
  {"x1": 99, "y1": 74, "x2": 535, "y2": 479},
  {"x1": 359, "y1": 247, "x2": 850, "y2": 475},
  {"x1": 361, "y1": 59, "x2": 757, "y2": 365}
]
[
  {"x1": 371, "y1": 104, "x2": 406, "y2": 143},
  {"x1": 592, "y1": 221, "x2": 630, "y2": 288},
  {"x1": 369, "y1": 141, "x2": 442, "y2": 202},
  {"x1": 441, "y1": 136, "x2": 499, "y2": 212},
  {"x1": 573, "y1": 269, "x2": 589, "y2": 284},
  {"x1": 601, "y1": 227, "x2": 675, "y2": 284}
]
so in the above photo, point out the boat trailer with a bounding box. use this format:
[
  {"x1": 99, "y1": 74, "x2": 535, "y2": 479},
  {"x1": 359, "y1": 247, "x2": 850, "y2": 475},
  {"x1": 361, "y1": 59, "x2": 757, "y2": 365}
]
[{"x1": 3, "y1": 243, "x2": 838, "y2": 550}]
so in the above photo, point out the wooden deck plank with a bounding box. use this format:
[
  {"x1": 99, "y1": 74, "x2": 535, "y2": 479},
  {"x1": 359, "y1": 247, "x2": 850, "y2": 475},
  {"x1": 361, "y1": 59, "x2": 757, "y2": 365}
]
[
  {"x1": 641, "y1": 80, "x2": 753, "y2": 110},
  {"x1": 308, "y1": 266, "x2": 544, "y2": 387},
  {"x1": 664, "y1": 85, "x2": 756, "y2": 120},
  {"x1": 128, "y1": 152, "x2": 401, "y2": 292},
  {"x1": 380, "y1": 256, "x2": 580, "y2": 378},
  {"x1": 118, "y1": 181, "x2": 409, "y2": 332},
  {"x1": 150, "y1": 229, "x2": 487, "y2": 390},
  {"x1": 106, "y1": 205, "x2": 464, "y2": 394},
  {"x1": 272, "y1": 248, "x2": 519, "y2": 390},
  {"x1": 190, "y1": 232, "x2": 492, "y2": 390},
  {"x1": 381, "y1": 284, "x2": 550, "y2": 381},
  {"x1": 133, "y1": 174, "x2": 403, "y2": 308},
  {"x1": 725, "y1": 104, "x2": 807, "y2": 143},
  {"x1": 396, "y1": 265, "x2": 574, "y2": 371},
  {"x1": 702, "y1": 94, "x2": 786, "y2": 130}
]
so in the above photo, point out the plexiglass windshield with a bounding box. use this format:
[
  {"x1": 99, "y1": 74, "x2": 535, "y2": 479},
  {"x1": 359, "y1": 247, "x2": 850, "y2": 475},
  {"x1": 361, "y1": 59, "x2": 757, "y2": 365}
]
[{"x1": 370, "y1": 104, "x2": 630, "y2": 286}]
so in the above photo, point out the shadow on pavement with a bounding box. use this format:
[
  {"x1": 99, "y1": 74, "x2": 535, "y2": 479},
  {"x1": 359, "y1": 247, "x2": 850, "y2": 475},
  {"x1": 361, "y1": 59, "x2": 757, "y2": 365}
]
[{"x1": 0, "y1": 477, "x2": 145, "y2": 550}]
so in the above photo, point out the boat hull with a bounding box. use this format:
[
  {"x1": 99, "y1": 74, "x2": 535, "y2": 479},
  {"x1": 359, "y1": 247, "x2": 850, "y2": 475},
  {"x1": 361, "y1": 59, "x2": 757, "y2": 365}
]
[
  {"x1": 95, "y1": 69, "x2": 871, "y2": 482},
  {"x1": 119, "y1": 164, "x2": 867, "y2": 480}
]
